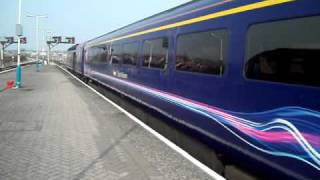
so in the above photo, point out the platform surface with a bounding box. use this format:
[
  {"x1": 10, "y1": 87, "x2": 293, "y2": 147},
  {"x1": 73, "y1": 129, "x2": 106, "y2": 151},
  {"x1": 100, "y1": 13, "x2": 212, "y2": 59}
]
[{"x1": 0, "y1": 65, "x2": 214, "y2": 180}]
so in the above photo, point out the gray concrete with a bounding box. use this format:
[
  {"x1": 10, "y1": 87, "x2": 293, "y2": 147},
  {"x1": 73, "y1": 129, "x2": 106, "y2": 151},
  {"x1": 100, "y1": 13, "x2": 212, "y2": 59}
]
[{"x1": 0, "y1": 65, "x2": 213, "y2": 180}]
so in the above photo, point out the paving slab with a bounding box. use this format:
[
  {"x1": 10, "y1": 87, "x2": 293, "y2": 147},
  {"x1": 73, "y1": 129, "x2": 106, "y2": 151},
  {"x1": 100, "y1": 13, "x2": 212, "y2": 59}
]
[{"x1": 0, "y1": 65, "x2": 214, "y2": 180}]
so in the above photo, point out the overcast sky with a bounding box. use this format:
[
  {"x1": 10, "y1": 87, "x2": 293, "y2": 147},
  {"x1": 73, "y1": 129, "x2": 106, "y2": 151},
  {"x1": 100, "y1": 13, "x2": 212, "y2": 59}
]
[{"x1": 0, "y1": 0, "x2": 189, "y2": 50}]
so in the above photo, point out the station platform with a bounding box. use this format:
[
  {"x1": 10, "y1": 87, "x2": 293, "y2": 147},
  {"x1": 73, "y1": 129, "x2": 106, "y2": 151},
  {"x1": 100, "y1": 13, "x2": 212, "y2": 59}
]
[{"x1": 0, "y1": 65, "x2": 219, "y2": 180}]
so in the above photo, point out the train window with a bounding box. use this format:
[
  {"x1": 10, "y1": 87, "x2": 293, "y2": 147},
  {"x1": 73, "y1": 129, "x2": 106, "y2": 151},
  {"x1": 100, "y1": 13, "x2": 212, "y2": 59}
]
[
  {"x1": 123, "y1": 42, "x2": 139, "y2": 66},
  {"x1": 142, "y1": 37, "x2": 168, "y2": 69},
  {"x1": 245, "y1": 16, "x2": 320, "y2": 87},
  {"x1": 176, "y1": 29, "x2": 227, "y2": 75},
  {"x1": 87, "y1": 45, "x2": 109, "y2": 64},
  {"x1": 110, "y1": 45, "x2": 122, "y2": 64}
]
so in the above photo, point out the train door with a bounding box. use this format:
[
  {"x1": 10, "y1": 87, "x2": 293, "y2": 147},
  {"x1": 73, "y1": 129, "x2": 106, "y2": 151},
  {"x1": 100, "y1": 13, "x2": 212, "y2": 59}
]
[
  {"x1": 85, "y1": 45, "x2": 110, "y2": 81},
  {"x1": 109, "y1": 44, "x2": 122, "y2": 78},
  {"x1": 118, "y1": 41, "x2": 140, "y2": 82}
]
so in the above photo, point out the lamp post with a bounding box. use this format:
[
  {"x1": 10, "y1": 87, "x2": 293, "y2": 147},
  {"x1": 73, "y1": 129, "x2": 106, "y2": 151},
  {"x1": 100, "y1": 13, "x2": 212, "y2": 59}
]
[
  {"x1": 27, "y1": 14, "x2": 47, "y2": 72},
  {"x1": 15, "y1": 0, "x2": 22, "y2": 88},
  {"x1": 44, "y1": 30, "x2": 52, "y2": 64}
]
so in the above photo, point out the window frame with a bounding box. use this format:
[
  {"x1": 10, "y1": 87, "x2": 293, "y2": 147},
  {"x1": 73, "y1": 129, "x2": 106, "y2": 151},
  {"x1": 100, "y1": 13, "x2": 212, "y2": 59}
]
[
  {"x1": 109, "y1": 43, "x2": 123, "y2": 65},
  {"x1": 122, "y1": 41, "x2": 139, "y2": 67},
  {"x1": 174, "y1": 28, "x2": 229, "y2": 77},
  {"x1": 141, "y1": 36, "x2": 169, "y2": 71},
  {"x1": 86, "y1": 44, "x2": 110, "y2": 64},
  {"x1": 243, "y1": 16, "x2": 320, "y2": 88},
  {"x1": 87, "y1": 47, "x2": 97, "y2": 64}
]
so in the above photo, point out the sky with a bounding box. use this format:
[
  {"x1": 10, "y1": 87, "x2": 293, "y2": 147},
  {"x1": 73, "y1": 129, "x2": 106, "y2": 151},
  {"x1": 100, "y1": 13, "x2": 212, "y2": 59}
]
[{"x1": 0, "y1": 0, "x2": 190, "y2": 50}]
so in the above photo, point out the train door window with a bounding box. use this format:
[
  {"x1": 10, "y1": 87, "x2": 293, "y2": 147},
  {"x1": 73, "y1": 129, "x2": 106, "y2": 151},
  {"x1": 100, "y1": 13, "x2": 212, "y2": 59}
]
[
  {"x1": 176, "y1": 29, "x2": 227, "y2": 75},
  {"x1": 123, "y1": 42, "x2": 139, "y2": 66},
  {"x1": 142, "y1": 37, "x2": 168, "y2": 69},
  {"x1": 87, "y1": 48, "x2": 95, "y2": 63},
  {"x1": 110, "y1": 44, "x2": 122, "y2": 64},
  {"x1": 245, "y1": 16, "x2": 320, "y2": 87}
]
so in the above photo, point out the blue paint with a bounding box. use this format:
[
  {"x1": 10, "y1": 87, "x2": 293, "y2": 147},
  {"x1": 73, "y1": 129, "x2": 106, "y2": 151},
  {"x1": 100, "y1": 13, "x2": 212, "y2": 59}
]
[{"x1": 15, "y1": 64, "x2": 21, "y2": 88}]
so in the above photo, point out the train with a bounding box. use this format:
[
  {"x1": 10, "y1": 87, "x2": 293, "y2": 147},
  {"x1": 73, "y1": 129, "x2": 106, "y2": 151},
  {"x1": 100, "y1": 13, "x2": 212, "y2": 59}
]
[{"x1": 62, "y1": 0, "x2": 320, "y2": 179}]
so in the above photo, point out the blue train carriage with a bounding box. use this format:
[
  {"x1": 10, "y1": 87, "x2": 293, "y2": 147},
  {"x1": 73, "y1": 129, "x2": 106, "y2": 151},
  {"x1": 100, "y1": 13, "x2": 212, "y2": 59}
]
[
  {"x1": 65, "y1": 44, "x2": 79, "y2": 70},
  {"x1": 73, "y1": 43, "x2": 85, "y2": 75},
  {"x1": 81, "y1": 0, "x2": 320, "y2": 179}
]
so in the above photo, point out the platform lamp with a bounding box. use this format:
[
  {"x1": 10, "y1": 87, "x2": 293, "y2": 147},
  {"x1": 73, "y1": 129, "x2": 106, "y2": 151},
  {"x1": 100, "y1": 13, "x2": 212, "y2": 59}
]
[
  {"x1": 15, "y1": 0, "x2": 23, "y2": 88},
  {"x1": 42, "y1": 30, "x2": 52, "y2": 64},
  {"x1": 26, "y1": 14, "x2": 47, "y2": 72}
]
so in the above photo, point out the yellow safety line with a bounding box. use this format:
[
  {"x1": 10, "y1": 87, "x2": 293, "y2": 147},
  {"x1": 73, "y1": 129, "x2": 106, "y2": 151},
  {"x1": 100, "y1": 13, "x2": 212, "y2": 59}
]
[{"x1": 91, "y1": 0, "x2": 294, "y2": 46}]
